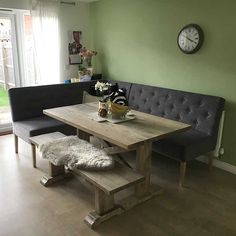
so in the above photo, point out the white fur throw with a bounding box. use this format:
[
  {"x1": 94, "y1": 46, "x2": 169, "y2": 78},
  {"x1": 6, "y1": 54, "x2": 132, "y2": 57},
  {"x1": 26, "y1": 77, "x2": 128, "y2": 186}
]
[{"x1": 39, "y1": 136, "x2": 114, "y2": 170}]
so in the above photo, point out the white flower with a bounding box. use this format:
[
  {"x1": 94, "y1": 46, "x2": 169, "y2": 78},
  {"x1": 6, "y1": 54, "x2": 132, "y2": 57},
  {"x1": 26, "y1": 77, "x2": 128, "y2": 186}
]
[{"x1": 95, "y1": 81, "x2": 111, "y2": 92}]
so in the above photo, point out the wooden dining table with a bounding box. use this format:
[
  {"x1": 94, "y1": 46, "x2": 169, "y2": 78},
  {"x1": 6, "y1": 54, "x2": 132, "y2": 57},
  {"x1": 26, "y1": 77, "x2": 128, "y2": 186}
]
[{"x1": 44, "y1": 102, "x2": 191, "y2": 197}]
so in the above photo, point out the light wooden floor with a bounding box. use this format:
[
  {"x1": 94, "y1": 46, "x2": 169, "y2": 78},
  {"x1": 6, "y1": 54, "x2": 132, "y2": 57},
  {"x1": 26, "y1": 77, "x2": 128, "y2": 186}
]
[{"x1": 0, "y1": 134, "x2": 236, "y2": 236}]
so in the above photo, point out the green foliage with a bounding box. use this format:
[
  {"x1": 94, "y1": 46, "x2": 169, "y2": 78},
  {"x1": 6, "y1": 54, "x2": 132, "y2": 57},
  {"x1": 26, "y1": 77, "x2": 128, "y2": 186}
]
[{"x1": 0, "y1": 87, "x2": 9, "y2": 107}]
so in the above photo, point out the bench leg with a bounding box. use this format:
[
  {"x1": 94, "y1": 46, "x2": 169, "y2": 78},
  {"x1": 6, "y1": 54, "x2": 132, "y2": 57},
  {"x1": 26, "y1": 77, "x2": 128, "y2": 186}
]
[
  {"x1": 179, "y1": 161, "x2": 186, "y2": 190},
  {"x1": 95, "y1": 188, "x2": 115, "y2": 215},
  {"x1": 84, "y1": 188, "x2": 123, "y2": 229},
  {"x1": 40, "y1": 162, "x2": 72, "y2": 187},
  {"x1": 208, "y1": 152, "x2": 214, "y2": 171},
  {"x1": 135, "y1": 141, "x2": 152, "y2": 197},
  {"x1": 31, "y1": 143, "x2": 36, "y2": 168},
  {"x1": 14, "y1": 134, "x2": 18, "y2": 154}
]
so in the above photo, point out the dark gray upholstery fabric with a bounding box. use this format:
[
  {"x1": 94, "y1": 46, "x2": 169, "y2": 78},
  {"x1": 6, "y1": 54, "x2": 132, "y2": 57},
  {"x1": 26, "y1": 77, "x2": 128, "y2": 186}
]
[
  {"x1": 9, "y1": 82, "x2": 95, "y2": 143},
  {"x1": 128, "y1": 84, "x2": 225, "y2": 137},
  {"x1": 127, "y1": 83, "x2": 225, "y2": 162},
  {"x1": 10, "y1": 79, "x2": 225, "y2": 163},
  {"x1": 153, "y1": 129, "x2": 215, "y2": 161},
  {"x1": 9, "y1": 81, "x2": 95, "y2": 122},
  {"x1": 13, "y1": 116, "x2": 76, "y2": 143}
]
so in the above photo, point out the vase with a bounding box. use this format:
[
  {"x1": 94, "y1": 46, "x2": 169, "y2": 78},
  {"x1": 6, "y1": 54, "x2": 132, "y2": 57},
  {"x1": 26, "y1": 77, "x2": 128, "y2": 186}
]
[
  {"x1": 83, "y1": 57, "x2": 92, "y2": 67},
  {"x1": 98, "y1": 101, "x2": 108, "y2": 117}
]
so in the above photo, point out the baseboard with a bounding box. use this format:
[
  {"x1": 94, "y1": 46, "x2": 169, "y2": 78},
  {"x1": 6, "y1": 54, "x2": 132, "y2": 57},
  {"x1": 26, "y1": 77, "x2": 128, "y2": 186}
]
[
  {"x1": 0, "y1": 125, "x2": 12, "y2": 134},
  {"x1": 197, "y1": 156, "x2": 236, "y2": 175}
]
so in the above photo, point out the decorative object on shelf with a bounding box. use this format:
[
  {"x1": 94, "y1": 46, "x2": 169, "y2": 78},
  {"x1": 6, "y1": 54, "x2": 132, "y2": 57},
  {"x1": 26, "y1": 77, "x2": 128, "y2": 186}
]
[
  {"x1": 78, "y1": 47, "x2": 97, "y2": 82},
  {"x1": 95, "y1": 81, "x2": 112, "y2": 117},
  {"x1": 78, "y1": 64, "x2": 93, "y2": 82},
  {"x1": 68, "y1": 31, "x2": 82, "y2": 64},
  {"x1": 177, "y1": 24, "x2": 204, "y2": 54},
  {"x1": 79, "y1": 47, "x2": 97, "y2": 67}
]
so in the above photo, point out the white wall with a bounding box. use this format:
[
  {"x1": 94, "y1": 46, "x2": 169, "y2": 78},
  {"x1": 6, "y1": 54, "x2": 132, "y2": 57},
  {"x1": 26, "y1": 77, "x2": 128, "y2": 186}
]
[
  {"x1": 59, "y1": 2, "x2": 91, "y2": 82},
  {"x1": 0, "y1": 0, "x2": 92, "y2": 83},
  {"x1": 0, "y1": 0, "x2": 30, "y2": 10}
]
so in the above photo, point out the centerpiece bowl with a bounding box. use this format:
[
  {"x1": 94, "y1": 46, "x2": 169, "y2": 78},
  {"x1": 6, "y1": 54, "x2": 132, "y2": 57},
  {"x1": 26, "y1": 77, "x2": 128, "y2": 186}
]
[{"x1": 109, "y1": 102, "x2": 130, "y2": 119}]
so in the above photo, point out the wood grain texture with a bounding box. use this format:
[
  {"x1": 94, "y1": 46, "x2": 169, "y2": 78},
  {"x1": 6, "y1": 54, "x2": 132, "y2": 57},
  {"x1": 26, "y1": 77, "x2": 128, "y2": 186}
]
[
  {"x1": 95, "y1": 188, "x2": 115, "y2": 215},
  {"x1": 14, "y1": 134, "x2": 18, "y2": 154},
  {"x1": 135, "y1": 141, "x2": 152, "y2": 197},
  {"x1": 44, "y1": 102, "x2": 191, "y2": 150},
  {"x1": 179, "y1": 161, "x2": 187, "y2": 190},
  {"x1": 31, "y1": 143, "x2": 36, "y2": 168},
  {"x1": 29, "y1": 132, "x2": 66, "y2": 147},
  {"x1": 73, "y1": 162, "x2": 145, "y2": 195},
  {"x1": 84, "y1": 208, "x2": 124, "y2": 229},
  {"x1": 77, "y1": 129, "x2": 90, "y2": 142}
]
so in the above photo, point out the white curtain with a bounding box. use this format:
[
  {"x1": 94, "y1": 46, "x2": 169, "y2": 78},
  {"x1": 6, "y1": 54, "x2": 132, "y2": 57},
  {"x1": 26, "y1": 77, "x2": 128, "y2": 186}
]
[{"x1": 31, "y1": 0, "x2": 60, "y2": 85}]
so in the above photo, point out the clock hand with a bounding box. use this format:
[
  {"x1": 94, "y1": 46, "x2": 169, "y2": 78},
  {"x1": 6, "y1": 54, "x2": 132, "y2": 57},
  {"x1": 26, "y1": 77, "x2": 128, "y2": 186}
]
[
  {"x1": 186, "y1": 37, "x2": 196, "y2": 43},
  {"x1": 182, "y1": 35, "x2": 197, "y2": 44}
]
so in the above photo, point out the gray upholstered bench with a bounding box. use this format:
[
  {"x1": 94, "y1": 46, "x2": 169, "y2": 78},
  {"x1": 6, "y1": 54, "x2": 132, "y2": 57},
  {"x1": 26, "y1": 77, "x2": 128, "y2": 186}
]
[
  {"x1": 9, "y1": 81, "x2": 96, "y2": 158},
  {"x1": 29, "y1": 132, "x2": 145, "y2": 228}
]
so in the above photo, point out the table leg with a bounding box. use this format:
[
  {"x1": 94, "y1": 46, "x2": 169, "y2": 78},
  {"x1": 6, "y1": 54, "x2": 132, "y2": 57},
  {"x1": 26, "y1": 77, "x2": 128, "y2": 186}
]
[
  {"x1": 135, "y1": 141, "x2": 152, "y2": 197},
  {"x1": 77, "y1": 129, "x2": 90, "y2": 142}
]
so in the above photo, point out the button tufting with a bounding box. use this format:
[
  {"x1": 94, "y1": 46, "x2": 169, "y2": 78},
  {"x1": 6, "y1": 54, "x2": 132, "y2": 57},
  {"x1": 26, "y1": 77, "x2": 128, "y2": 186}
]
[
  {"x1": 180, "y1": 97, "x2": 185, "y2": 104},
  {"x1": 198, "y1": 100, "x2": 204, "y2": 107},
  {"x1": 186, "y1": 107, "x2": 191, "y2": 113},
  {"x1": 204, "y1": 111, "x2": 211, "y2": 119},
  {"x1": 176, "y1": 114, "x2": 180, "y2": 120}
]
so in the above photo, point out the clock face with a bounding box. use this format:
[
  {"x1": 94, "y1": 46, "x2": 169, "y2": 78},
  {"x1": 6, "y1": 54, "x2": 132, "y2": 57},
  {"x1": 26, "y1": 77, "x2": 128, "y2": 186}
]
[{"x1": 177, "y1": 24, "x2": 204, "y2": 54}]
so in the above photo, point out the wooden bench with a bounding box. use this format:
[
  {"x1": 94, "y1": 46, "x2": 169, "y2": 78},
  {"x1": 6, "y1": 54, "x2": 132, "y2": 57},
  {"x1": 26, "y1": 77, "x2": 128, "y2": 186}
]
[
  {"x1": 29, "y1": 132, "x2": 72, "y2": 186},
  {"x1": 29, "y1": 132, "x2": 145, "y2": 228}
]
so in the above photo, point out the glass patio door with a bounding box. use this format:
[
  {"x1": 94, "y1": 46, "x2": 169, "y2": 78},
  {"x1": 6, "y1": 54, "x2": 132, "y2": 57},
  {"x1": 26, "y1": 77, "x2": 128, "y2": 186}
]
[{"x1": 0, "y1": 12, "x2": 20, "y2": 134}]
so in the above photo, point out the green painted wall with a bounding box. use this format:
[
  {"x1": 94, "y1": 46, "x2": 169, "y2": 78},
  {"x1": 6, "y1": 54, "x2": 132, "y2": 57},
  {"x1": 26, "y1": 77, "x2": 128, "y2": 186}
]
[{"x1": 90, "y1": 0, "x2": 236, "y2": 166}]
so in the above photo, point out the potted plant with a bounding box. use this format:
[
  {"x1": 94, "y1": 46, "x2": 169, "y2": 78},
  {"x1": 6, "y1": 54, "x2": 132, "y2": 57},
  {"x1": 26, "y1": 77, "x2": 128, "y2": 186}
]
[{"x1": 94, "y1": 81, "x2": 112, "y2": 117}]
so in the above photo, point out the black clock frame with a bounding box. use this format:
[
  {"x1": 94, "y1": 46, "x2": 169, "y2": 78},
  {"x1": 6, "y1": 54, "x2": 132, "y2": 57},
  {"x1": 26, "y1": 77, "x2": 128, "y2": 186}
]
[{"x1": 177, "y1": 24, "x2": 204, "y2": 54}]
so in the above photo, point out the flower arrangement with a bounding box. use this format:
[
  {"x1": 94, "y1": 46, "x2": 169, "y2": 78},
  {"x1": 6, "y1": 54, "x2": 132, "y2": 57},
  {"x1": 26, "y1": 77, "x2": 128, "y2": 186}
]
[
  {"x1": 79, "y1": 47, "x2": 97, "y2": 67},
  {"x1": 95, "y1": 81, "x2": 112, "y2": 102}
]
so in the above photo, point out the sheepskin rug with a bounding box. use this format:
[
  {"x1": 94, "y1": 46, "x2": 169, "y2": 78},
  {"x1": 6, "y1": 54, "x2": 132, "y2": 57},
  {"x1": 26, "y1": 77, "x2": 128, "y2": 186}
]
[{"x1": 39, "y1": 136, "x2": 114, "y2": 170}]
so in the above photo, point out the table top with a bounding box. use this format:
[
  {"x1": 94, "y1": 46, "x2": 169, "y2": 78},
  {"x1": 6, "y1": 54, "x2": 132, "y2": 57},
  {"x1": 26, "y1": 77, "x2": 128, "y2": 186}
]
[{"x1": 44, "y1": 102, "x2": 191, "y2": 150}]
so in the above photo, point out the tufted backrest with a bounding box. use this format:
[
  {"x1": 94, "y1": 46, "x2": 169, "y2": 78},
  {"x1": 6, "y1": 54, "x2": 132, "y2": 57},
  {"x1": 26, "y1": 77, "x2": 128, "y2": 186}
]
[
  {"x1": 128, "y1": 84, "x2": 225, "y2": 137},
  {"x1": 9, "y1": 81, "x2": 95, "y2": 122}
]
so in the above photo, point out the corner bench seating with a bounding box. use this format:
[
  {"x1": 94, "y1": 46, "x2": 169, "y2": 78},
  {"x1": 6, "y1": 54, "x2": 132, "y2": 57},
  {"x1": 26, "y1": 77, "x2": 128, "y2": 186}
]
[
  {"x1": 109, "y1": 80, "x2": 225, "y2": 187},
  {"x1": 29, "y1": 132, "x2": 145, "y2": 228},
  {"x1": 9, "y1": 81, "x2": 95, "y2": 166},
  {"x1": 9, "y1": 79, "x2": 225, "y2": 188}
]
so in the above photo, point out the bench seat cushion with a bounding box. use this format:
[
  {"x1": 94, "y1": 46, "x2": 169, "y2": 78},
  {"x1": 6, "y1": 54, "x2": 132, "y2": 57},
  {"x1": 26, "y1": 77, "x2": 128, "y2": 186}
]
[
  {"x1": 153, "y1": 129, "x2": 215, "y2": 162},
  {"x1": 13, "y1": 115, "x2": 76, "y2": 142}
]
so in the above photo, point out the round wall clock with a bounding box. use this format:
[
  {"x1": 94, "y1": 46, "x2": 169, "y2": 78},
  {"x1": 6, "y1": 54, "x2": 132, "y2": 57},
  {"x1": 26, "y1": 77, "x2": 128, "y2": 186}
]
[{"x1": 177, "y1": 24, "x2": 204, "y2": 54}]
